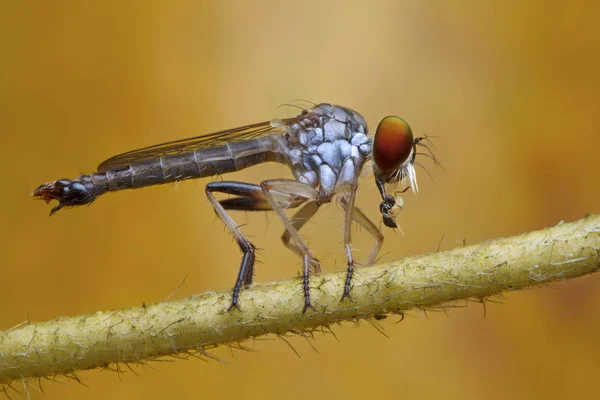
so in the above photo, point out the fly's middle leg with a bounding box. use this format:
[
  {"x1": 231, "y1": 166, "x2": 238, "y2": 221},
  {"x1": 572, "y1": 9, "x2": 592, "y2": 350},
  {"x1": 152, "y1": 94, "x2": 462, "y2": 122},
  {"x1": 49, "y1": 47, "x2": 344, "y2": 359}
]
[
  {"x1": 206, "y1": 181, "x2": 302, "y2": 311},
  {"x1": 280, "y1": 202, "x2": 322, "y2": 273},
  {"x1": 260, "y1": 179, "x2": 322, "y2": 313}
]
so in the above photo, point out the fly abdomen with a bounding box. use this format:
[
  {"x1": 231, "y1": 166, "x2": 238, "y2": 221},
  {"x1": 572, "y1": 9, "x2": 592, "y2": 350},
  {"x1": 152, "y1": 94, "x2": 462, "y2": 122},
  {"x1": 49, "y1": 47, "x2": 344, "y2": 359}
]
[
  {"x1": 110, "y1": 137, "x2": 285, "y2": 190},
  {"x1": 103, "y1": 153, "x2": 205, "y2": 190},
  {"x1": 33, "y1": 135, "x2": 288, "y2": 214},
  {"x1": 118, "y1": 148, "x2": 238, "y2": 189}
]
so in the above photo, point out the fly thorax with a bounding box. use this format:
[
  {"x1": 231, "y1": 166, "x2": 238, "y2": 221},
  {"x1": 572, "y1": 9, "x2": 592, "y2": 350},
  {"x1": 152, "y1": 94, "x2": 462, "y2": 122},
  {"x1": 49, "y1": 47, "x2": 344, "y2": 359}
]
[{"x1": 285, "y1": 104, "x2": 371, "y2": 195}]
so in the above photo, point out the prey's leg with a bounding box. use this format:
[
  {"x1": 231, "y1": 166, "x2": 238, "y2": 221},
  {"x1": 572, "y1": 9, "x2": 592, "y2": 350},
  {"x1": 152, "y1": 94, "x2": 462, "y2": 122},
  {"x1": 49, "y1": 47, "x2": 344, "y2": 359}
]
[
  {"x1": 206, "y1": 181, "x2": 301, "y2": 311},
  {"x1": 260, "y1": 179, "x2": 322, "y2": 313}
]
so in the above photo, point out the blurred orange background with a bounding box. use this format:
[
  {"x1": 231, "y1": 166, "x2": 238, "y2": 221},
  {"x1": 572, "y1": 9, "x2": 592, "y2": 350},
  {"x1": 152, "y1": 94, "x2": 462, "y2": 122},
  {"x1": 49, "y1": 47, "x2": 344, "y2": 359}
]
[{"x1": 2, "y1": 1, "x2": 600, "y2": 399}]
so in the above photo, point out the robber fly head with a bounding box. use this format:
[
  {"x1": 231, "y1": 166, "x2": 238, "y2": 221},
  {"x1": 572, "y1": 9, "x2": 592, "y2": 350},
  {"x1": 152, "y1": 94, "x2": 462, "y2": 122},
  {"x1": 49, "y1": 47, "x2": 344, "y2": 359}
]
[{"x1": 372, "y1": 116, "x2": 438, "y2": 228}]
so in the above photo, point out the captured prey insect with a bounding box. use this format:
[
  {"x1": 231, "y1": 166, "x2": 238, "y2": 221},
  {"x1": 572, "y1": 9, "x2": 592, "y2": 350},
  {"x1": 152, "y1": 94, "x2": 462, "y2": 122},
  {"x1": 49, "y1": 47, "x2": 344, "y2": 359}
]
[{"x1": 33, "y1": 103, "x2": 435, "y2": 312}]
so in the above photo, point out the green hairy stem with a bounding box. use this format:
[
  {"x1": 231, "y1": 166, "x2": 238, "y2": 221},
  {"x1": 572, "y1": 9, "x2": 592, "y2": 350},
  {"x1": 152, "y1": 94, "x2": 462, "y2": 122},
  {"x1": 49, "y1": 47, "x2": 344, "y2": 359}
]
[{"x1": 1, "y1": 214, "x2": 599, "y2": 385}]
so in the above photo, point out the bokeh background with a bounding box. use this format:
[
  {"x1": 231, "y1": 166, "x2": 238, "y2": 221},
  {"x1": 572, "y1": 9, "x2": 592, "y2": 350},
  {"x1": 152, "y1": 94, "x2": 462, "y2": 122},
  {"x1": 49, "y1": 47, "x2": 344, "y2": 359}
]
[{"x1": 2, "y1": 1, "x2": 600, "y2": 399}]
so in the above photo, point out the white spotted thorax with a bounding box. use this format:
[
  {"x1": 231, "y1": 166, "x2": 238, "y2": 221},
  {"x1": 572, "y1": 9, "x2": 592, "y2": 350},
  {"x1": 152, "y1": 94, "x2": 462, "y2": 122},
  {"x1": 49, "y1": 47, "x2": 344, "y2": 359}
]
[{"x1": 280, "y1": 104, "x2": 372, "y2": 198}]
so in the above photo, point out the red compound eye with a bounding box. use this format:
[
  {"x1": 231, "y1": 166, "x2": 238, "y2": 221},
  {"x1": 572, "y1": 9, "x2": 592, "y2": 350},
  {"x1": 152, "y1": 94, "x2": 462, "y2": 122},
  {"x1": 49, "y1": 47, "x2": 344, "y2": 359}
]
[{"x1": 373, "y1": 116, "x2": 413, "y2": 178}]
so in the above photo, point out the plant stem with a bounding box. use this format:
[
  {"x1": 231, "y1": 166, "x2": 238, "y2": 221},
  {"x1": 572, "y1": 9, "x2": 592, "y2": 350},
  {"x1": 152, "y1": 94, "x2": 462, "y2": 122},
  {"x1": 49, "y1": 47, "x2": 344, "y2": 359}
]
[{"x1": 1, "y1": 214, "x2": 599, "y2": 385}]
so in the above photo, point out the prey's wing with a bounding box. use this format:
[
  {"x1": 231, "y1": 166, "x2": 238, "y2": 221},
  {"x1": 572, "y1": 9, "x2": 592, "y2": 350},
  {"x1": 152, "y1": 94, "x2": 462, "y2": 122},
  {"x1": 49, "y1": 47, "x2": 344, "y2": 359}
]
[{"x1": 97, "y1": 117, "x2": 298, "y2": 172}]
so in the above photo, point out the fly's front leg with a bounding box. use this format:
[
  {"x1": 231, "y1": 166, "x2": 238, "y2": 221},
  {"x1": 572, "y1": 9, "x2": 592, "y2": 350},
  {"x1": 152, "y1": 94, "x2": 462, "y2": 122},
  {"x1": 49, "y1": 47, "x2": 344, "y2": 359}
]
[
  {"x1": 339, "y1": 188, "x2": 384, "y2": 303},
  {"x1": 206, "y1": 181, "x2": 299, "y2": 312},
  {"x1": 349, "y1": 207, "x2": 384, "y2": 267},
  {"x1": 339, "y1": 182, "x2": 359, "y2": 303},
  {"x1": 260, "y1": 179, "x2": 321, "y2": 313}
]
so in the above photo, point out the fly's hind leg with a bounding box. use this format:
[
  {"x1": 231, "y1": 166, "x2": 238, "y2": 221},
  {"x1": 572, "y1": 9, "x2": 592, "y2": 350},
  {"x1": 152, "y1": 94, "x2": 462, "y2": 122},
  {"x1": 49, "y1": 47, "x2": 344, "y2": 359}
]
[
  {"x1": 206, "y1": 181, "x2": 303, "y2": 311},
  {"x1": 260, "y1": 179, "x2": 323, "y2": 313}
]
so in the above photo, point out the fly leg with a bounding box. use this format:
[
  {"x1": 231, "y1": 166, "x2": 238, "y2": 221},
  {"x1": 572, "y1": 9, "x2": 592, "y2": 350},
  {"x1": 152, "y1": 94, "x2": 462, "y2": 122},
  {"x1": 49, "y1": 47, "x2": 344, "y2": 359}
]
[
  {"x1": 280, "y1": 202, "x2": 322, "y2": 273},
  {"x1": 280, "y1": 191, "x2": 383, "y2": 304},
  {"x1": 260, "y1": 179, "x2": 323, "y2": 313},
  {"x1": 206, "y1": 181, "x2": 301, "y2": 311},
  {"x1": 348, "y1": 206, "x2": 384, "y2": 267},
  {"x1": 338, "y1": 182, "x2": 359, "y2": 303}
]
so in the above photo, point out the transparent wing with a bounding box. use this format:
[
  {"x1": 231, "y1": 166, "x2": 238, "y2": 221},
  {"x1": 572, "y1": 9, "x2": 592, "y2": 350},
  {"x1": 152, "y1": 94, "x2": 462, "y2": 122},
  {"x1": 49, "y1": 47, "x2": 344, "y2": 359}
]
[{"x1": 97, "y1": 117, "x2": 298, "y2": 172}]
